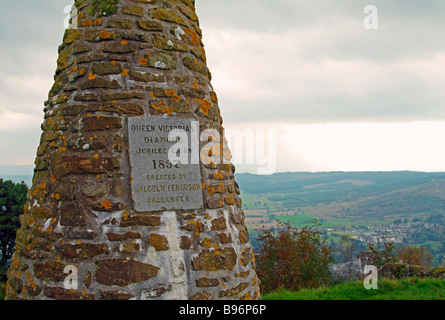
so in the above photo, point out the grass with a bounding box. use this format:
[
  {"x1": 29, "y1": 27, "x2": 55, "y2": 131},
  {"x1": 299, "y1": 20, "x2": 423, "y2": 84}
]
[
  {"x1": 1, "y1": 278, "x2": 443, "y2": 301},
  {"x1": 262, "y1": 278, "x2": 445, "y2": 300}
]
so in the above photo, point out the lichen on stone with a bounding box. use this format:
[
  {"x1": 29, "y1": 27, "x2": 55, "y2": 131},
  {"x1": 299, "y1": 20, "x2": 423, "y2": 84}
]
[{"x1": 89, "y1": 0, "x2": 119, "y2": 17}]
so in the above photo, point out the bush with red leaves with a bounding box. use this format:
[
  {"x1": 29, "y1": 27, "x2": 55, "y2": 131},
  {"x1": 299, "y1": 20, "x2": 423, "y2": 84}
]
[{"x1": 255, "y1": 220, "x2": 334, "y2": 294}]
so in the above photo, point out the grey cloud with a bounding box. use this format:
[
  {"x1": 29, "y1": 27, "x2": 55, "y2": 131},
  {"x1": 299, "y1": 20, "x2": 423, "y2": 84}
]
[
  {"x1": 198, "y1": 0, "x2": 445, "y2": 63},
  {"x1": 198, "y1": 0, "x2": 445, "y2": 29},
  {"x1": 1, "y1": 1, "x2": 444, "y2": 129},
  {"x1": 219, "y1": 78, "x2": 445, "y2": 125},
  {"x1": 199, "y1": 0, "x2": 445, "y2": 124},
  {"x1": 0, "y1": 1, "x2": 69, "y2": 45}
]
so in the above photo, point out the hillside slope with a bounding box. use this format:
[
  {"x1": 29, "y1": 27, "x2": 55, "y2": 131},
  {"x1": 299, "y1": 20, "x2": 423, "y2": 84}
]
[{"x1": 236, "y1": 171, "x2": 445, "y2": 218}]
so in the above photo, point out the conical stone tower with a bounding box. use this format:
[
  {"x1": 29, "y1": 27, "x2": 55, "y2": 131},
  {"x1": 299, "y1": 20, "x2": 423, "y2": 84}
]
[{"x1": 5, "y1": 0, "x2": 260, "y2": 300}]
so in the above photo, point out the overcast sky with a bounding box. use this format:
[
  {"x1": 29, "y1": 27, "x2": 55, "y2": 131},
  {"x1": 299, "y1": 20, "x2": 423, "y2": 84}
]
[{"x1": 1, "y1": 0, "x2": 445, "y2": 174}]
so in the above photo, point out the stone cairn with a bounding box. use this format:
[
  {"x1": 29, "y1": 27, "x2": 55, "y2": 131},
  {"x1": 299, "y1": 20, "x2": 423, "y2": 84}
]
[{"x1": 5, "y1": 0, "x2": 260, "y2": 300}]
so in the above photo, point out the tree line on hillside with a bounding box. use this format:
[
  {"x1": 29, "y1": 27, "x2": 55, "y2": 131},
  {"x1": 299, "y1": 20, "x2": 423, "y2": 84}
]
[
  {"x1": 356, "y1": 193, "x2": 445, "y2": 216},
  {"x1": 266, "y1": 191, "x2": 445, "y2": 217}
]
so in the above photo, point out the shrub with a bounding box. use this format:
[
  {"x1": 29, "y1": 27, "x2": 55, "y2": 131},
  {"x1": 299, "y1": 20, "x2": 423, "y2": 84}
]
[
  {"x1": 396, "y1": 246, "x2": 433, "y2": 268},
  {"x1": 358, "y1": 242, "x2": 397, "y2": 269},
  {"x1": 255, "y1": 220, "x2": 334, "y2": 294},
  {"x1": 359, "y1": 243, "x2": 435, "y2": 270}
]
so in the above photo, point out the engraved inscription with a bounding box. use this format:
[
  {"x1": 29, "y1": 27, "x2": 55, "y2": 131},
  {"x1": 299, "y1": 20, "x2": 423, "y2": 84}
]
[{"x1": 128, "y1": 117, "x2": 203, "y2": 211}]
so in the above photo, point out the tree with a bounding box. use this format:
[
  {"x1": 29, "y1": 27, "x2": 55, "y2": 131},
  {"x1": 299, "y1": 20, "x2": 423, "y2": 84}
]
[
  {"x1": 358, "y1": 241, "x2": 397, "y2": 269},
  {"x1": 339, "y1": 234, "x2": 357, "y2": 263},
  {"x1": 396, "y1": 246, "x2": 433, "y2": 268},
  {"x1": 255, "y1": 220, "x2": 334, "y2": 294},
  {"x1": 0, "y1": 179, "x2": 28, "y2": 265}
]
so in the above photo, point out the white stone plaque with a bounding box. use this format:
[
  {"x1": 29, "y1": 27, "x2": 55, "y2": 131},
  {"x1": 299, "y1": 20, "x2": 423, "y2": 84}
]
[{"x1": 128, "y1": 117, "x2": 203, "y2": 211}]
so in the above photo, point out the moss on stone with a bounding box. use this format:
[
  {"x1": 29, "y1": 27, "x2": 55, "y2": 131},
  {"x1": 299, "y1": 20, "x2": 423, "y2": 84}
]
[{"x1": 89, "y1": 0, "x2": 119, "y2": 17}]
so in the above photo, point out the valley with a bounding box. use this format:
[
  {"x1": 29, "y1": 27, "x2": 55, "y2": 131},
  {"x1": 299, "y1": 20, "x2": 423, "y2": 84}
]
[{"x1": 237, "y1": 171, "x2": 445, "y2": 266}]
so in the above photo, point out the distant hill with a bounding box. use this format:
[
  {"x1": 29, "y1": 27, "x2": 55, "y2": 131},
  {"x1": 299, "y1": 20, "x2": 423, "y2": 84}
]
[
  {"x1": 4, "y1": 168, "x2": 445, "y2": 208},
  {"x1": 3, "y1": 168, "x2": 444, "y2": 201},
  {"x1": 236, "y1": 171, "x2": 445, "y2": 195},
  {"x1": 235, "y1": 171, "x2": 445, "y2": 218}
]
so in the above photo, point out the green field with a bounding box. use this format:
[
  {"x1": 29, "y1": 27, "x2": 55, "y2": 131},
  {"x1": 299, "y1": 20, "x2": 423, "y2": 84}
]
[
  {"x1": 277, "y1": 214, "x2": 317, "y2": 226},
  {"x1": 262, "y1": 278, "x2": 445, "y2": 300},
  {"x1": 276, "y1": 213, "x2": 392, "y2": 231}
]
